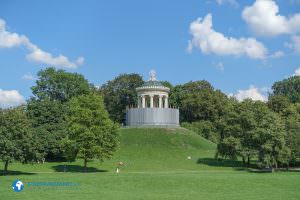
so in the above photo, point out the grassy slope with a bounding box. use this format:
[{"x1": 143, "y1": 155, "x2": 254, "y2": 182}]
[
  {"x1": 4, "y1": 127, "x2": 218, "y2": 173},
  {"x1": 1, "y1": 128, "x2": 300, "y2": 200},
  {"x1": 103, "y1": 127, "x2": 217, "y2": 171}
]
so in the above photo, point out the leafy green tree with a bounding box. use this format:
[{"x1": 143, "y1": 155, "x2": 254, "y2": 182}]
[
  {"x1": 216, "y1": 136, "x2": 241, "y2": 160},
  {"x1": 277, "y1": 146, "x2": 291, "y2": 169},
  {"x1": 100, "y1": 73, "x2": 144, "y2": 124},
  {"x1": 281, "y1": 103, "x2": 300, "y2": 165},
  {"x1": 0, "y1": 107, "x2": 36, "y2": 174},
  {"x1": 27, "y1": 67, "x2": 93, "y2": 160},
  {"x1": 27, "y1": 99, "x2": 68, "y2": 159},
  {"x1": 170, "y1": 81, "x2": 229, "y2": 123},
  {"x1": 31, "y1": 67, "x2": 92, "y2": 102},
  {"x1": 64, "y1": 93, "x2": 119, "y2": 170},
  {"x1": 256, "y1": 112, "x2": 287, "y2": 169},
  {"x1": 271, "y1": 76, "x2": 300, "y2": 103},
  {"x1": 268, "y1": 95, "x2": 290, "y2": 113},
  {"x1": 217, "y1": 99, "x2": 277, "y2": 166},
  {"x1": 233, "y1": 103, "x2": 255, "y2": 164}
]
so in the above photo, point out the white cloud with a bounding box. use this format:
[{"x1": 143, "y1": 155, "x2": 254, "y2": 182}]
[
  {"x1": 188, "y1": 13, "x2": 268, "y2": 59},
  {"x1": 242, "y1": 0, "x2": 300, "y2": 36},
  {"x1": 0, "y1": 22, "x2": 28, "y2": 48},
  {"x1": 294, "y1": 66, "x2": 300, "y2": 76},
  {"x1": 216, "y1": 0, "x2": 238, "y2": 7},
  {"x1": 0, "y1": 89, "x2": 25, "y2": 108},
  {"x1": 231, "y1": 85, "x2": 267, "y2": 102},
  {"x1": 270, "y1": 50, "x2": 285, "y2": 58},
  {"x1": 22, "y1": 74, "x2": 36, "y2": 81},
  {"x1": 0, "y1": 18, "x2": 83, "y2": 68}
]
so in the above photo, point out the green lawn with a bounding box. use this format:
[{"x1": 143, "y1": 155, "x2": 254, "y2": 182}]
[{"x1": 1, "y1": 128, "x2": 300, "y2": 200}]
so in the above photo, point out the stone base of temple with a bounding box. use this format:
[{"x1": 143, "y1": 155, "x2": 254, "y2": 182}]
[{"x1": 126, "y1": 108, "x2": 179, "y2": 127}]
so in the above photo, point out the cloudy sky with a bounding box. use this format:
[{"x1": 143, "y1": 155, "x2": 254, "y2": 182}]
[{"x1": 0, "y1": 0, "x2": 300, "y2": 107}]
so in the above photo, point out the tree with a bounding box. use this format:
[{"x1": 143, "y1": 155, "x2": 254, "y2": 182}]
[
  {"x1": 31, "y1": 67, "x2": 92, "y2": 103},
  {"x1": 27, "y1": 67, "x2": 93, "y2": 160},
  {"x1": 216, "y1": 99, "x2": 290, "y2": 169},
  {"x1": 27, "y1": 99, "x2": 68, "y2": 160},
  {"x1": 64, "y1": 93, "x2": 119, "y2": 170},
  {"x1": 256, "y1": 112, "x2": 287, "y2": 169},
  {"x1": 169, "y1": 81, "x2": 229, "y2": 123},
  {"x1": 271, "y1": 76, "x2": 300, "y2": 103},
  {"x1": 100, "y1": 73, "x2": 144, "y2": 124},
  {"x1": 215, "y1": 99, "x2": 255, "y2": 163},
  {"x1": 268, "y1": 95, "x2": 290, "y2": 113},
  {"x1": 216, "y1": 136, "x2": 241, "y2": 160},
  {"x1": 0, "y1": 107, "x2": 35, "y2": 174},
  {"x1": 281, "y1": 103, "x2": 300, "y2": 165}
]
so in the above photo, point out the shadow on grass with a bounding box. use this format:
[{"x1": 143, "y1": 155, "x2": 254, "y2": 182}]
[
  {"x1": 52, "y1": 165, "x2": 108, "y2": 173},
  {"x1": 0, "y1": 170, "x2": 36, "y2": 176},
  {"x1": 197, "y1": 158, "x2": 300, "y2": 173},
  {"x1": 274, "y1": 168, "x2": 300, "y2": 173},
  {"x1": 197, "y1": 157, "x2": 262, "y2": 172},
  {"x1": 197, "y1": 157, "x2": 254, "y2": 168}
]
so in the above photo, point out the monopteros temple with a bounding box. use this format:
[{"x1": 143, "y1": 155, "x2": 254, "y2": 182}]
[{"x1": 126, "y1": 70, "x2": 179, "y2": 127}]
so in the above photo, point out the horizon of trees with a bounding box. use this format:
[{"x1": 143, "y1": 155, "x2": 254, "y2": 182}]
[
  {"x1": 98, "y1": 72, "x2": 300, "y2": 170},
  {"x1": 1, "y1": 67, "x2": 300, "y2": 173}
]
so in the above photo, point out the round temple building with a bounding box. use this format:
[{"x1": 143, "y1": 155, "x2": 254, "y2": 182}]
[{"x1": 126, "y1": 71, "x2": 179, "y2": 127}]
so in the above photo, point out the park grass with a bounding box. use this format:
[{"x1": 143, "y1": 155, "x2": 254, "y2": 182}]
[{"x1": 1, "y1": 127, "x2": 300, "y2": 200}]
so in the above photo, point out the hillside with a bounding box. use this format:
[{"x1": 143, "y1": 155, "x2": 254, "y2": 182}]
[
  {"x1": 6, "y1": 127, "x2": 219, "y2": 173},
  {"x1": 3, "y1": 128, "x2": 300, "y2": 200},
  {"x1": 101, "y1": 127, "x2": 217, "y2": 171}
]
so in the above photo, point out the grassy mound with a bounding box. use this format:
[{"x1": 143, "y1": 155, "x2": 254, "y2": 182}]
[{"x1": 101, "y1": 127, "x2": 216, "y2": 171}]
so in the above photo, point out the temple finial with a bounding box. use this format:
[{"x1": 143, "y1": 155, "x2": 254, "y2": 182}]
[{"x1": 149, "y1": 70, "x2": 157, "y2": 81}]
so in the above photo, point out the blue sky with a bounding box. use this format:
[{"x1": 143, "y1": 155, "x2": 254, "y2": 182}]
[{"x1": 0, "y1": 0, "x2": 300, "y2": 107}]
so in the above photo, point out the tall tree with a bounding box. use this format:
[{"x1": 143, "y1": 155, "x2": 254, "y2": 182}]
[
  {"x1": 281, "y1": 103, "x2": 300, "y2": 165},
  {"x1": 271, "y1": 76, "x2": 300, "y2": 103},
  {"x1": 31, "y1": 67, "x2": 92, "y2": 102},
  {"x1": 256, "y1": 112, "x2": 287, "y2": 169},
  {"x1": 27, "y1": 67, "x2": 93, "y2": 160},
  {"x1": 216, "y1": 136, "x2": 241, "y2": 160},
  {"x1": 27, "y1": 99, "x2": 68, "y2": 159},
  {"x1": 100, "y1": 73, "x2": 144, "y2": 124},
  {"x1": 216, "y1": 99, "x2": 286, "y2": 167},
  {"x1": 64, "y1": 93, "x2": 119, "y2": 170},
  {"x1": 268, "y1": 95, "x2": 290, "y2": 113},
  {"x1": 169, "y1": 81, "x2": 229, "y2": 123},
  {"x1": 0, "y1": 107, "x2": 35, "y2": 174}
]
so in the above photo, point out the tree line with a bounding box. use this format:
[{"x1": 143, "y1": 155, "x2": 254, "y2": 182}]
[
  {"x1": 101, "y1": 73, "x2": 300, "y2": 170},
  {"x1": 1, "y1": 67, "x2": 299, "y2": 173}
]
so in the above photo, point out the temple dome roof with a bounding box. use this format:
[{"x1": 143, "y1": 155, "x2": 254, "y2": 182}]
[
  {"x1": 141, "y1": 80, "x2": 164, "y2": 87},
  {"x1": 136, "y1": 70, "x2": 170, "y2": 92}
]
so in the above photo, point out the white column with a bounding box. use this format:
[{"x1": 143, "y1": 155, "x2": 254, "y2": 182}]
[
  {"x1": 137, "y1": 96, "x2": 140, "y2": 108},
  {"x1": 150, "y1": 95, "x2": 154, "y2": 108},
  {"x1": 159, "y1": 95, "x2": 163, "y2": 108},
  {"x1": 142, "y1": 95, "x2": 146, "y2": 108},
  {"x1": 164, "y1": 96, "x2": 169, "y2": 108}
]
